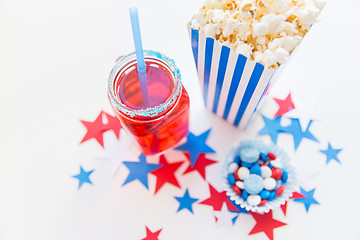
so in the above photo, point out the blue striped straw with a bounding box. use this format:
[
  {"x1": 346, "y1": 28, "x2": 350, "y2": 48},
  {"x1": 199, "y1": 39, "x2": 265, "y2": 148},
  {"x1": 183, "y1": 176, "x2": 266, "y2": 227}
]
[{"x1": 129, "y1": 7, "x2": 149, "y2": 107}]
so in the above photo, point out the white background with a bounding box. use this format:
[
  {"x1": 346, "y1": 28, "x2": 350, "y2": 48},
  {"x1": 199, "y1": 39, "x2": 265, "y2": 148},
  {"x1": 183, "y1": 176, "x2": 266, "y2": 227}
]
[{"x1": 1, "y1": 0, "x2": 360, "y2": 239}]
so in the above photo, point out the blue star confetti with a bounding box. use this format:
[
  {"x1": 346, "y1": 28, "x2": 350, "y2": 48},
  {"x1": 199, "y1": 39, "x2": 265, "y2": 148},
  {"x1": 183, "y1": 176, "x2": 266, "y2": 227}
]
[
  {"x1": 320, "y1": 142, "x2": 342, "y2": 165},
  {"x1": 283, "y1": 119, "x2": 318, "y2": 150},
  {"x1": 175, "y1": 129, "x2": 215, "y2": 167},
  {"x1": 122, "y1": 154, "x2": 162, "y2": 189},
  {"x1": 174, "y1": 189, "x2": 198, "y2": 214},
  {"x1": 72, "y1": 166, "x2": 94, "y2": 189},
  {"x1": 258, "y1": 115, "x2": 284, "y2": 143},
  {"x1": 294, "y1": 187, "x2": 320, "y2": 212}
]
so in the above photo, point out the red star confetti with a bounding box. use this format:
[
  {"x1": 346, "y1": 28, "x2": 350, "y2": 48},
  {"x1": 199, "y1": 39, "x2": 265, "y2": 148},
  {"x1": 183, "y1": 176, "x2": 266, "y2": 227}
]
[
  {"x1": 183, "y1": 153, "x2": 217, "y2": 180},
  {"x1": 273, "y1": 93, "x2": 295, "y2": 117},
  {"x1": 280, "y1": 191, "x2": 306, "y2": 216},
  {"x1": 80, "y1": 111, "x2": 108, "y2": 147},
  {"x1": 141, "y1": 226, "x2": 162, "y2": 240},
  {"x1": 249, "y1": 211, "x2": 287, "y2": 240},
  {"x1": 151, "y1": 155, "x2": 183, "y2": 194},
  {"x1": 199, "y1": 184, "x2": 238, "y2": 211},
  {"x1": 103, "y1": 112, "x2": 121, "y2": 139}
]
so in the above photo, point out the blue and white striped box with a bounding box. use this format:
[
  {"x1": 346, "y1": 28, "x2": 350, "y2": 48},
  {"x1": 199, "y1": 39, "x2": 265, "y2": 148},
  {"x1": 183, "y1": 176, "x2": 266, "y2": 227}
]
[{"x1": 189, "y1": 27, "x2": 278, "y2": 130}]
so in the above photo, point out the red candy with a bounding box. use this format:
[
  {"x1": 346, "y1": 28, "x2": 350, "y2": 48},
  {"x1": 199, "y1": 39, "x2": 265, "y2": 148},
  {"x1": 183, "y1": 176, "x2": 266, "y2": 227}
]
[
  {"x1": 271, "y1": 168, "x2": 283, "y2": 180},
  {"x1": 276, "y1": 185, "x2": 285, "y2": 196},
  {"x1": 234, "y1": 170, "x2": 240, "y2": 181},
  {"x1": 232, "y1": 184, "x2": 242, "y2": 195},
  {"x1": 258, "y1": 199, "x2": 268, "y2": 206},
  {"x1": 267, "y1": 152, "x2": 277, "y2": 160}
]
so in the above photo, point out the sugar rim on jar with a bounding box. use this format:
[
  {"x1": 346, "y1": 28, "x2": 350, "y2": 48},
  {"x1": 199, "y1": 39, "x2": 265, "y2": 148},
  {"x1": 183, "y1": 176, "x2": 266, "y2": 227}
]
[{"x1": 108, "y1": 50, "x2": 182, "y2": 118}]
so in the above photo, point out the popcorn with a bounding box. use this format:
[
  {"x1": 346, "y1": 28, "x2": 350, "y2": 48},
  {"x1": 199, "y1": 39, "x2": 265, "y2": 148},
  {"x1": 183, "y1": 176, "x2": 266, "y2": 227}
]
[{"x1": 190, "y1": 0, "x2": 325, "y2": 68}]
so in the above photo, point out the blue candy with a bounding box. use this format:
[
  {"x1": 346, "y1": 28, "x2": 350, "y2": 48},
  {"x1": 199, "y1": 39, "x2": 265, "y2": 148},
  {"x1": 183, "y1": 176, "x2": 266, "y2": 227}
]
[
  {"x1": 281, "y1": 171, "x2": 288, "y2": 183},
  {"x1": 242, "y1": 190, "x2": 249, "y2": 201},
  {"x1": 228, "y1": 173, "x2": 236, "y2": 186},
  {"x1": 244, "y1": 174, "x2": 264, "y2": 195},
  {"x1": 260, "y1": 152, "x2": 269, "y2": 161},
  {"x1": 259, "y1": 190, "x2": 271, "y2": 199},
  {"x1": 268, "y1": 163, "x2": 274, "y2": 169},
  {"x1": 234, "y1": 156, "x2": 241, "y2": 165},
  {"x1": 268, "y1": 191, "x2": 276, "y2": 201},
  {"x1": 240, "y1": 161, "x2": 254, "y2": 168},
  {"x1": 250, "y1": 163, "x2": 261, "y2": 175},
  {"x1": 239, "y1": 147, "x2": 260, "y2": 163}
]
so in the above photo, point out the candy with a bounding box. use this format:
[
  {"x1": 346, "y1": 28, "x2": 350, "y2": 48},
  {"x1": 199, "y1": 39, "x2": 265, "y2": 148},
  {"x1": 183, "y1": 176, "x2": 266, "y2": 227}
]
[
  {"x1": 276, "y1": 185, "x2": 285, "y2": 196},
  {"x1": 259, "y1": 152, "x2": 269, "y2": 161},
  {"x1": 270, "y1": 159, "x2": 283, "y2": 168},
  {"x1": 247, "y1": 195, "x2": 261, "y2": 206},
  {"x1": 239, "y1": 147, "x2": 260, "y2": 163},
  {"x1": 228, "y1": 173, "x2": 236, "y2": 185},
  {"x1": 237, "y1": 167, "x2": 250, "y2": 180},
  {"x1": 258, "y1": 199, "x2": 268, "y2": 206},
  {"x1": 281, "y1": 171, "x2": 288, "y2": 183},
  {"x1": 234, "y1": 156, "x2": 241, "y2": 165},
  {"x1": 250, "y1": 163, "x2": 261, "y2": 175},
  {"x1": 268, "y1": 191, "x2": 276, "y2": 201},
  {"x1": 260, "y1": 165, "x2": 272, "y2": 178},
  {"x1": 232, "y1": 184, "x2": 242, "y2": 195},
  {"x1": 242, "y1": 190, "x2": 249, "y2": 201},
  {"x1": 259, "y1": 190, "x2": 271, "y2": 199},
  {"x1": 244, "y1": 174, "x2": 264, "y2": 195},
  {"x1": 263, "y1": 178, "x2": 276, "y2": 190},
  {"x1": 234, "y1": 170, "x2": 240, "y2": 181},
  {"x1": 271, "y1": 168, "x2": 283, "y2": 180},
  {"x1": 235, "y1": 180, "x2": 245, "y2": 189},
  {"x1": 241, "y1": 161, "x2": 254, "y2": 168},
  {"x1": 228, "y1": 162, "x2": 239, "y2": 173},
  {"x1": 267, "y1": 152, "x2": 277, "y2": 160}
]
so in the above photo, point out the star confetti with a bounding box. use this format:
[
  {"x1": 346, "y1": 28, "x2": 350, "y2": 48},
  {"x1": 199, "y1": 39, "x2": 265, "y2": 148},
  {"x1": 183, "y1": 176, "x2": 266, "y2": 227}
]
[
  {"x1": 103, "y1": 112, "x2": 122, "y2": 139},
  {"x1": 293, "y1": 187, "x2": 320, "y2": 212},
  {"x1": 213, "y1": 203, "x2": 238, "y2": 227},
  {"x1": 174, "y1": 189, "x2": 198, "y2": 214},
  {"x1": 80, "y1": 111, "x2": 121, "y2": 147},
  {"x1": 183, "y1": 153, "x2": 217, "y2": 180},
  {"x1": 199, "y1": 184, "x2": 238, "y2": 211},
  {"x1": 97, "y1": 130, "x2": 137, "y2": 174},
  {"x1": 258, "y1": 115, "x2": 284, "y2": 143},
  {"x1": 80, "y1": 111, "x2": 108, "y2": 147},
  {"x1": 175, "y1": 129, "x2": 215, "y2": 167},
  {"x1": 273, "y1": 93, "x2": 295, "y2": 117},
  {"x1": 122, "y1": 154, "x2": 162, "y2": 189},
  {"x1": 280, "y1": 191, "x2": 306, "y2": 216},
  {"x1": 141, "y1": 226, "x2": 162, "y2": 240},
  {"x1": 284, "y1": 99, "x2": 319, "y2": 131},
  {"x1": 249, "y1": 211, "x2": 287, "y2": 240},
  {"x1": 283, "y1": 119, "x2": 318, "y2": 150},
  {"x1": 151, "y1": 155, "x2": 183, "y2": 194},
  {"x1": 319, "y1": 142, "x2": 342, "y2": 165},
  {"x1": 72, "y1": 166, "x2": 94, "y2": 189}
]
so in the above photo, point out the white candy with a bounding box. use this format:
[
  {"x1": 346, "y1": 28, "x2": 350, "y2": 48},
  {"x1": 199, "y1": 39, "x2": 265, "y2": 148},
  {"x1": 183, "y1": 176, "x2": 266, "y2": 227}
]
[
  {"x1": 228, "y1": 162, "x2": 239, "y2": 173},
  {"x1": 260, "y1": 166, "x2": 272, "y2": 178},
  {"x1": 264, "y1": 178, "x2": 277, "y2": 190},
  {"x1": 237, "y1": 167, "x2": 250, "y2": 180},
  {"x1": 235, "y1": 180, "x2": 245, "y2": 189},
  {"x1": 247, "y1": 194, "x2": 261, "y2": 206},
  {"x1": 270, "y1": 159, "x2": 283, "y2": 168}
]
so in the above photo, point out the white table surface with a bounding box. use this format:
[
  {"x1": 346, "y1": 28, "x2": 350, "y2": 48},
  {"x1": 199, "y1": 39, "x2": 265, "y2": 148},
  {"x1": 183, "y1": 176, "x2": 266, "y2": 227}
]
[{"x1": 1, "y1": 0, "x2": 360, "y2": 239}]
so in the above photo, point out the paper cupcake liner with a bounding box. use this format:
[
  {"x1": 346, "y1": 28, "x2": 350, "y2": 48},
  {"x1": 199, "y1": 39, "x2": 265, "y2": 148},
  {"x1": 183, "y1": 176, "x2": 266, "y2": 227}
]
[
  {"x1": 189, "y1": 26, "x2": 280, "y2": 130},
  {"x1": 222, "y1": 139, "x2": 298, "y2": 214}
]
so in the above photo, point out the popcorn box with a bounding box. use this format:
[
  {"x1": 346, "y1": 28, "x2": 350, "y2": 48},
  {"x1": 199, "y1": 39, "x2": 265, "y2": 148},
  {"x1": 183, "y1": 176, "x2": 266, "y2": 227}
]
[{"x1": 189, "y1": 27, "x2": 281, "y2": 129}]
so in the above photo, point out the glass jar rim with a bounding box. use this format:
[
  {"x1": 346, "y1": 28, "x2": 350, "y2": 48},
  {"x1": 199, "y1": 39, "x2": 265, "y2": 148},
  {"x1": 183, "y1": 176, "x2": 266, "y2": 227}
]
[{"x1": 108, "y1": 50, "x2": 182, "y2": 118}]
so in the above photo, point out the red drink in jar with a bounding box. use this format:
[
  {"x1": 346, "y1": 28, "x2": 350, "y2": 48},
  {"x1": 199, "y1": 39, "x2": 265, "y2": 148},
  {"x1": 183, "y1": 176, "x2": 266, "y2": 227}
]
[{"x1": 108, "y1": 51, "x2": 189, "y2": 155}]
